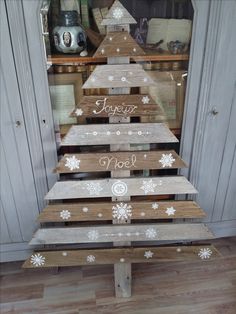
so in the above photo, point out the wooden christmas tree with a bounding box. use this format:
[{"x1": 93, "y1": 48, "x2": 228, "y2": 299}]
[{"x1": 23, "y1": 1, "x2": 219, "y2": 298}]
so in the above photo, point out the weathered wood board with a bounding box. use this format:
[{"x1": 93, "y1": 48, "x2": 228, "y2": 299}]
[
  {"x1": 82, "y1": 64, "x2": 155, "y2": 89},
  {"x1": 38, "y1": 201, "x2": 206, "y2": 222},
  {"x1": 93, "y1": 32, "x2": 145, "y2": 57},
  {"x1": 61, "y1": 123, "x2": 178, "y2": 146},
  {"x1": 55, "y1": 151, "x2": 187, "y2": 173},
  {"x1": 23, "y1": 245, "x2": 219, "y2": 268},
  {"x1": 45, "y1": 176, "x2": 197, "y2": 200},
  {"x1": 29, "y1": 223, "x2": 214, "y2": 245},
  {"x1": 71, "y1": 94, "x2": 163, "y2": 118},
  {"x1": 101, "y1": 0, "x2": 137, "y2": 26}
]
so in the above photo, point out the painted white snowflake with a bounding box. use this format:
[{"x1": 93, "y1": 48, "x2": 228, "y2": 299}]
[
  {"x1": 145, "y1": 228, "x2": 158, "y2": 239},
  {"x1": 75, "y1": 108, "x2": 83, "y2": 116},
  {"x1": 111, "y1": 180, "x2": 128, "y2": 196},
  {"x1": 144, "y1": 250, "x2": 154, "y2": 259},
  {"x1": 198, "y1": 248, "x2": 212, "y2": 260},
  {"x1": 152, "y1": 202, "x2": 159, "y2": 210},
  {"x1": 159, "y1": 153, "x2": 175, "y2": 168},
  {"x1": 87, "y1": 230, "x2": 99, "y2": 241},
  {"x1": 140, "y1": 179, "x2": 157, "y2": 195},
  {"x1": 142, "y1": 96, "x2": 150, "y2": 104},
  {"x1": 30, "y1": 253, "x2": 45, "y2": 267},
  {"x1": 165, "y1": 207, "x2": 176, "y2": 216},
  {"x1": 112, "y1": 7, "x2": 124, "y2": 19},
  {"x1": 60, "y1": 209, "x2": 71, "y2": 220},
  {"x1": 108, "y1": 75, "x2": 114, "y2": 81},
  {"x1": 86, "y1": 182, "x2": 103, "y2": 196},
  {"x1": 87, "y1": 255, "x2": 96, "y2": 263},
  {"x1": 112, "y1": 202, "x2": 132, "y2": 220},
  {"x1": 65, "y1": 155, "x2": 81, "y2": 171}
]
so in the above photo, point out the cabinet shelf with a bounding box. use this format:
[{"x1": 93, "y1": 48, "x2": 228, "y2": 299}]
[{"x1": 48, "y1": 50, "x2": 189, "y2": 65}]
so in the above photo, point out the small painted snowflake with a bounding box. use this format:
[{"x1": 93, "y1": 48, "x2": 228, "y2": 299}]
[
  {"x1": 112, "y1": 202, "x2": 132, "y2": 220},
  {"x1": 60, "y1": 209, "x2": 71, "y2": 220},
  {"x1": 87, "y1": 255, "x2": 96, "y2": 263},
  {"x1": 108, "y1": 75, "x2": 114, "y2": 81},
  {"x1": 152, "y1": 202, "x2": 159, "y2": 210},
  {"x1": 65, "y1": 156, "x2": 81, "y2": 171},
  {"x1": 112, "y1": 7, "x2": 124, "y2": 19},
  {"x1": 75, "y1": 108, "x2": 83, "y2": 116},
  {"x1": 198, "y1": 248, "x2": 212, "y2": 260},
  {"x1": 165, "y1": 207, "x2": 176, "y2": 216},
  {"x1": 140, "y1": 179, "x2": 157, "y2": 195},
  {"x1": 86, "y1": 182, "x2": 103, "y2": 196},
  {"x1": 87, "y1": 230, "x2": 99, "y2": 241},
  {"x1": 30, "y1": 253, "x2": 45, "y2": 267},
  {"x1": 145, "y1": 228, "x2": 158, "y2": 239},
  {"x1": 144, "y1": 250, "x2": 154, "y2": 259},
  {"x1": 159, "y1": 153, "x2": 175, "y2": 168},
  {"x1": 142, "y1": 96, "x2": 150, "y2": 104}
]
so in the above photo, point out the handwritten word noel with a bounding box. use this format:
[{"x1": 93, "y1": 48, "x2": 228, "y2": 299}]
[
  {"x1": 99, "y1": 154, "x2": 137, "y2": 170},
  {"x1": 93, "y1": 98, "x2": 137, "y2": 116}
]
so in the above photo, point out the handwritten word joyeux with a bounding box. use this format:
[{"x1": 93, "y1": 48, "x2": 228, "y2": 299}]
[
  {"x1": 99, "y1": 154, "x2": 137, "y2": 170},
  {"x1": 93, "y1": 98, "x2": 137, "y2": 117}
]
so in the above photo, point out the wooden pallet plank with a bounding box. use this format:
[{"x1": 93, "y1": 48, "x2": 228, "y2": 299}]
[
  {"x1": 82, "y1": 64, "x2": 155, "y2": 89},
  {"x1": 93, "y1": 32, "x2": 145, "y2": 58},
  {"x1": 61, "y1": 123, "x2": 178, "y2": 146},
  {"x1": 101, "y1": 0, "x2": 137, "y2": 26},
  {"x1": 45, "y1": 176, "x2": 197, "y2": 200},
  {"x1": 71, "y1": 94, "x2": 163, "y2": 118},
  {"x1": 29, "y1": 223, "x2": 213, "y2": 245},
  {"x1": 55, "y1": 151, "x2": 187, "y2": 173},
  {"x1": 23, "y1": 245, "x2": 219, "y2": 268},
  {"x1": 38, "y1": 201, "x2": 206, "y2": 222}
]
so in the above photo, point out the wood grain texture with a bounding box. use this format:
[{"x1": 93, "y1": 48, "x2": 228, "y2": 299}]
[
  {"x1": 61, "y1": 123, "x2": 178, "y2": 146},
  {"x1": 82, "y1": 64, "x2": 155, "y2": 89},
  {"x1": 101, "y1": 0, "x2": 136, "y2": 26},
  {"x1": 71, "y1": 94, "x2": 163, "y2": 118},
  {"x1": 45, "y1": 176, "x2": 197, "y2": 200},
  {"x1": 22, "y1": 245, "x2": 219, "y2": 268},
  {"x1": 38, "y1": 201, "x2": 206, "y2": 223},
  {"x1": 55, "y1": 151, "x2": 187, "y2": 173},
  {"x1": 93, "y1": 32, "x2": 145, "y2": 58},
  {"x1": 29, "y1": 223, "x2": 214, "y2": 245}
]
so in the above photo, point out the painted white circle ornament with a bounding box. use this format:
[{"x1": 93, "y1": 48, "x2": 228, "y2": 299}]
[
  {"x1": 112, "y1": 7, "x2": 124, "y2": 19},
  {"x1": 111, "y1": 180, "x2": 128, "y2": 196},
  {"x1": 30, "y1": 253, "x2": 45, "y2": 267},
  {"x1": 60, "y1": 209, "x2": 71, "y2": 220}
]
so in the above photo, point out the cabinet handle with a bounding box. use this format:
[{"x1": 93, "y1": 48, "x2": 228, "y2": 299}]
[
  {"x1": 15, "y1": 120, "x2": 21, "y2": 127},
  {"x1": 211, "y1": 108, "x2": 219, "y2": 115}
]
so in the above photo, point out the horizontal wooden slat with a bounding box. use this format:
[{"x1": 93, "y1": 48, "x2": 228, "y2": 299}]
[
  {"x1": 61, "y1": 123, "x2": 178, "y2": 146},
  {"x1": 94, "y1": 32, "x2": 145, "y2": 58},
  {"x1": 71, "y1": 94, "x2": 163, "y2": 118},
  {"x1": 82, "y1": 64, "x2": 155, "y2": 89},
  {"x1": 45, "y1": 176, "x2": 197, "y2": 200},
  {"x1": 23, "y1": 245, "x2": 219, "y2": 268},
  {"x1": 38, "y1": 201, "x2": 206, "y2": 222},
  {"x1": 55, "y1": 151, "x2": 187, "y2": 173},
  {"x1": 29, "y1": 223, "x2": 213, "y2": 245}
]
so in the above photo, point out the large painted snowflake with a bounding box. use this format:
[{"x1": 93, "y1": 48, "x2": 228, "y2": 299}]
[
  {"x1": 145, "y1": 228, "x2": 158, "y2": 239},
  {"x1": 87, "y1": 255, "x2": 96, "y2": 263},
  {"x1": 140, "y1": 179, "x2": 157, "y2": 195},
  {"x1": 65, "y1": 156, "x2": 81, "y2": 171},
  {"x1": 198, "y1": 248, "x2": 212, "y2": 260},
  {"x1": 142, "y1": 96, "x2": 150, "y2": 104},
  {"x1": 30, "y1": 253, "x2": 45, "y2": 267},
  {"x1": 86, "y1": 182, "x2": 103, "y2": 196},
  {"x1": 144, "y1": 250, "x2": 154, "y2": 259},
  {"x1": 159, "y1": 153, "x2": 175, "y2": 168},
  {"x1": 112, "y1": 7, "x2": 124, "y2": 19},
  {"x1": 165, "y1": 207, "x2": 176, "y2": 216},
  {"x1": 75, "y1": 108, "x2": 83, "y2": 116},
  {"x1": 60, "y1": 209, "x2": 71, "y2": 220},
  {"x1": 87, "y1": 230, "x2": 99, "y2": 241},
  {"x1": 112, "y1": 202, "x2": 132, "y2": 220}
]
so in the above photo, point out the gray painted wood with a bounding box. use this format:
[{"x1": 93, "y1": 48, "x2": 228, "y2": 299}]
[
  {"x1": 29, "y1": 223, "x2": 213, "y2": 245},
  {"x1": 45, "y1": 176, "x2": 197, "y2": 200},
  {"x1": 62, "y1": 123, "x2": 178, "y2": 146}
]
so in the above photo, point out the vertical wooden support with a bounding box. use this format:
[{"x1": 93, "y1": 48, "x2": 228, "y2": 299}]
[{"x1": 108, "y1": 56, "x2": 132, "y2": 297}]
